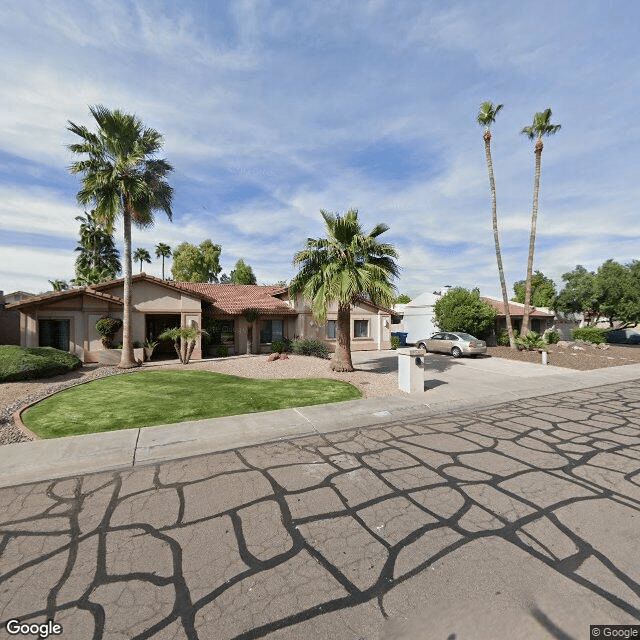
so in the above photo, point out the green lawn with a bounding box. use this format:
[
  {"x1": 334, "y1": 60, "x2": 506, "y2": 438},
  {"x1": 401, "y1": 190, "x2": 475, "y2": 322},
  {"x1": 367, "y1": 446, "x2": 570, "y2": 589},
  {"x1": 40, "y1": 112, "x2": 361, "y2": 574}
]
[
  {"x1": 0, "y1": 345, "x2": 82, "y2": 383},
  {"x1": 21, "y1": 370, "x2": 362, "y2": 439}
]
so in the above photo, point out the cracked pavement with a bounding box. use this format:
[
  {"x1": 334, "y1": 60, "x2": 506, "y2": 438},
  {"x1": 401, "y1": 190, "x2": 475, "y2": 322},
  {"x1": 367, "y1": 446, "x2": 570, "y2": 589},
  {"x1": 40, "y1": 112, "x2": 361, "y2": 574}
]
[{"x1": 1, "y1": 381, "x2": 640, "y2": 639}]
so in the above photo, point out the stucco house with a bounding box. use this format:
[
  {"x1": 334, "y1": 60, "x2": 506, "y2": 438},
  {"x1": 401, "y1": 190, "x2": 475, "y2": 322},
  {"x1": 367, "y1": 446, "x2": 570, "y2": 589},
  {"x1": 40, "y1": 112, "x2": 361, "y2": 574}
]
[
  {"x1": 480, "y1": 296, "x2": 557, "y2": 339},
  {"x1": 6, "y1": 273, "x2": 392, "y2": 362}
]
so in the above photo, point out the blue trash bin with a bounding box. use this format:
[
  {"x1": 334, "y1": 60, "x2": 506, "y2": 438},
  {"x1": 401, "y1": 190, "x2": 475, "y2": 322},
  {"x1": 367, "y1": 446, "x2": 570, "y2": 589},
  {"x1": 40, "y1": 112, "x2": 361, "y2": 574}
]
[{"x1": 397, "y1": 332, "x2": 408, "y2": 347}]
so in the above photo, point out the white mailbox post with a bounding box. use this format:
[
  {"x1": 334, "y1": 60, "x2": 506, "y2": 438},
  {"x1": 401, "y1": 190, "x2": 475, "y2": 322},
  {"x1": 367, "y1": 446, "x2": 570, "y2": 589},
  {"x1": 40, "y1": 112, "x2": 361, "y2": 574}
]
[{"x1": 397, "y1": 348, "x2": 425, "y2": 394}]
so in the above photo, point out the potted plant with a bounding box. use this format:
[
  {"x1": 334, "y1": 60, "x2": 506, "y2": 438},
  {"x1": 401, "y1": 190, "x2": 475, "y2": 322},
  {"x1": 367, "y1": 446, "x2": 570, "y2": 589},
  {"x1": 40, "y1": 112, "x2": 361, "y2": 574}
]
[
  {"x1": 95, "y1": 316, "x2": 123, "y2": 349},
  {"x1": 144, "y1": 339, "x2": 158, "y2": 361}
]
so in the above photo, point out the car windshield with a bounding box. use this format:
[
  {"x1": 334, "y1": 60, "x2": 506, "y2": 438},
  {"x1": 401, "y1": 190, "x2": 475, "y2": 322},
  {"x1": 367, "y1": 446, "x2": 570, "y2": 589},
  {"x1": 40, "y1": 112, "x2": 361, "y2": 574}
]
[{"x1": 455, "y1": 333, "x2": 477, "y2": 341}]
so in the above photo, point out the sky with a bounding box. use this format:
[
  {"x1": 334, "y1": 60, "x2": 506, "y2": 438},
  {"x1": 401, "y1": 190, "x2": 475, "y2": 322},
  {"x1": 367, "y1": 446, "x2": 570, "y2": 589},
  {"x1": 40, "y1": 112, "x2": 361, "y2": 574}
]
[{"x1": 1, "y1": 0, "x2": 639, "y2": 300}]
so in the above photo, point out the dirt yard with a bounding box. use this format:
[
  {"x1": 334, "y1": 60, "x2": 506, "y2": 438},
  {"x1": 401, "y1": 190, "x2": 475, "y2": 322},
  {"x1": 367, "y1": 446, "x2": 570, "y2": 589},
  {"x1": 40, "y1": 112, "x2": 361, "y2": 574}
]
[{"x1": 486, "y1": 343, "x2": 640, "y2": 370}]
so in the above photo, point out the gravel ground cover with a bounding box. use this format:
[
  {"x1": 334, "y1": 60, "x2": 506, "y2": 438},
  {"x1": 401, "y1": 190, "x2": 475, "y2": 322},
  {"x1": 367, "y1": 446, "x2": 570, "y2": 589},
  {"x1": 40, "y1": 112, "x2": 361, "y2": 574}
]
[{"x1": 486, "y1": 343, "x2": 640, "y2": 370}]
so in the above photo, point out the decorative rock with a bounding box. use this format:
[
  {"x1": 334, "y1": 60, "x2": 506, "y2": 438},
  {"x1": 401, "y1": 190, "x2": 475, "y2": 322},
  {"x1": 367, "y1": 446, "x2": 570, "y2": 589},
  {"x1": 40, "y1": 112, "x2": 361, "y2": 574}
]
[
  {"x1": 279, "y1": 352, "x2": 289, "y2": 360},
  {"x1": 557, "y1": 341, "x2": 572, "y2": 348},
  {"x1": 266, "y1": 353, "x2": 280, "y2": 362}
]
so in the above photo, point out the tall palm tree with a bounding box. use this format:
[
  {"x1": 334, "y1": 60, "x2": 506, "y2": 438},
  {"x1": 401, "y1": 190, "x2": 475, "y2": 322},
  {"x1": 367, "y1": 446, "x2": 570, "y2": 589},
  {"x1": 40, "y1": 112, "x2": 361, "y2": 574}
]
[
  {"x1": 290, "y1": 209, "x2": 399, "y2": 372},
  {"x1": 72, "y1": 211, "x2": 121, "y2": 285},
  {"x1": 521, "y1": 108, "x2": 561, "y2": 335},
  {"x1": 155, "y1": 242, "x2": 171, "y2": 280},
  {"x1": 133, "y1": 247, "x2": 152, "y2": 273},
  {"x1": 68, "y1": 105, "x2": 174, "y2": 368},
  {"x1": 477, "y1": 101, "x2": 516, "y2": 349}
]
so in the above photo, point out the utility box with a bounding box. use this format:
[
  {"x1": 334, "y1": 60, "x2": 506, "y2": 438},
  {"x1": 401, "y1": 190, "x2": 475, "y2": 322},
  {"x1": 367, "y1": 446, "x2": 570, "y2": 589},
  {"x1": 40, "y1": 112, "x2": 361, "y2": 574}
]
[{"x1": 397, "y1": 348, "x2": 425, "y2": 394}]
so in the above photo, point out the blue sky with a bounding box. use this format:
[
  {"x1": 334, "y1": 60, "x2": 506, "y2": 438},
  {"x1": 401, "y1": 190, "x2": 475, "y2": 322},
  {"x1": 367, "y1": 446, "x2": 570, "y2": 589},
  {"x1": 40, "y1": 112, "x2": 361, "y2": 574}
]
[{"x1": 1, "y1": 1, "x2": 639, "y2": 299}]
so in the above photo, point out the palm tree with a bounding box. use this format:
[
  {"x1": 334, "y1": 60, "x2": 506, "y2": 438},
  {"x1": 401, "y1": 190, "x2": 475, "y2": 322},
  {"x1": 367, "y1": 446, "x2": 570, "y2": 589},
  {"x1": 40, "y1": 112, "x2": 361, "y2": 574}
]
[
  {"x1": 68, "y1": 105, "x2": 174, "y2": 368},
  {"x1": 49, "y1": 279, "x2": 68, "y2": 291},
  {"x1": 72, "y1": 211, "x2": 121, "y2": 285},
  {"x1": 133, "y1": 247, "x2": 152, "y2": 273},
  {"x1": 155, "y1": 242, "x2": 171, "y2": 280},
  {"x1": 290, "y1": 209, "x2": 399, "y2": 372},
  {"x1": 477, "y1": 101, "x2": 516, "y2": 349},
  {"x1": 521, "y1": 108, "x2": 561, "y2": 335}
]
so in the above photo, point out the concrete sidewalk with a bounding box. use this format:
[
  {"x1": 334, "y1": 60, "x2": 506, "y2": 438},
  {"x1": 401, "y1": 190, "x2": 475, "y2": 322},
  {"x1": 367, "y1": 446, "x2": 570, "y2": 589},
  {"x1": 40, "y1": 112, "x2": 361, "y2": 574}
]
[{"x1": 2, "y1": 359, "x2": 640, "y2": 489}]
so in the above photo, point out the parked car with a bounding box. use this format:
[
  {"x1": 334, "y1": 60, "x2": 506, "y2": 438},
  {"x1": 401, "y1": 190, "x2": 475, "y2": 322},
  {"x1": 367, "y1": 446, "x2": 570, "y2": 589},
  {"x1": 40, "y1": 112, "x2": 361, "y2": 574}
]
[{"x1": 415, "y1": 332, "x2": 487, "y2": 358}]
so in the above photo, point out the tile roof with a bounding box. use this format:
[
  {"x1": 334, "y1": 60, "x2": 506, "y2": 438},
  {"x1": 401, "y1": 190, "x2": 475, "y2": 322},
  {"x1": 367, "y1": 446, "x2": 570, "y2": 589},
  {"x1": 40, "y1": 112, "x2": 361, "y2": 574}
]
[
  {"x1": 481, "y1": 297, "x2": 555, "y2": 318},
  {"x1": 176, "y1": 283, "x2": 297, "y2": 315},
  {"x1": 6, "y1": 287, "x2": 123, "y2": 309}
]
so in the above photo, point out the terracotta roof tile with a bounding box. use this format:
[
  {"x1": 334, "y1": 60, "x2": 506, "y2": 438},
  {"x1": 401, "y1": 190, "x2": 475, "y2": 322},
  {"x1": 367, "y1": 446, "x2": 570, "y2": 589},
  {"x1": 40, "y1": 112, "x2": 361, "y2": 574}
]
[
  {"x1": 176, "y1": 283, "x2": 297, "y2": 315},
  {"x1": 481, "y1": 297, "x2": 555, "y2": 318}
]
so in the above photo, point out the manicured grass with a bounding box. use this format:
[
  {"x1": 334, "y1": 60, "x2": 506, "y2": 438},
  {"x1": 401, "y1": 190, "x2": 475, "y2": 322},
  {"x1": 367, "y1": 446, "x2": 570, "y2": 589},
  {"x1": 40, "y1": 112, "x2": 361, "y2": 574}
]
[
  {"x1": 22, "y1": 370, "x2": 362, "y2": 439},
  {"x1": 0, "y1": 345, "x2": 82, "y2": 383}
]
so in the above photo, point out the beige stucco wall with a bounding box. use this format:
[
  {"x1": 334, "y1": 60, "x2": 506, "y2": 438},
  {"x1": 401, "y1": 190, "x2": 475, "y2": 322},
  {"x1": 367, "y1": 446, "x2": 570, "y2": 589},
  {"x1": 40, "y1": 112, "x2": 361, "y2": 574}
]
[{"x1": 18, "y1": 281, "x2": 205, "y2": 362}]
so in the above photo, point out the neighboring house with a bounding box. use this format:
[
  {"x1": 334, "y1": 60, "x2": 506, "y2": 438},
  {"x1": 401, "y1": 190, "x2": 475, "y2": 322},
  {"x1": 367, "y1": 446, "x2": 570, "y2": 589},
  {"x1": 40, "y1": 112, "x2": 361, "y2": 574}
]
[
  {"x1": 391, "y1": 290, "x2": 443, "y2": 343},
  {"x1": 7, "y1": 273, "x2": 391, "y2": 362},
  {"x1": 0, "y1": 290, "x2": 35, "y2": 345},
  {"x1": 480, "y1": 297, "x2": 556, "y2": 339}
]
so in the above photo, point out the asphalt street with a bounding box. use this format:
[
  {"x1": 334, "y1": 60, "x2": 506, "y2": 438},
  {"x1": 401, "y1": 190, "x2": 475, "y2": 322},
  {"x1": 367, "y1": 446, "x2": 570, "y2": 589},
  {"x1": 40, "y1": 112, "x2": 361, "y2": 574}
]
[{"x1": 1, "y1": 379, "x2": 640, "y2": 639}]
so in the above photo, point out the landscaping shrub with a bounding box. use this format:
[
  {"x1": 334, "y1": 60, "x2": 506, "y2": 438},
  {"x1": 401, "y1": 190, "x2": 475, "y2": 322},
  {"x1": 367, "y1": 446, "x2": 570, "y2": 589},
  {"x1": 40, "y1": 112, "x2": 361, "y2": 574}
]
[
  {"x1": 217, "y1": 345, "x2": 229, "y2": 357},
  {"x1": 95, "y1": 316, "x2": 122, "y2": 348},
  {"x1": 515, "y1": 331, "x2": 547, "y2": 351},
  {"x1": 0, "y1": 346, "x2": 82, "y2": 383},
  {"x1": 390, "y1": 335, "x2": 400, "y2": 350},
  {"x1": 270, "y1": 340, "x2": 285, "y2": 353},
  {"x1": 572, "y1": 327, "x2": 605, "y2": 344},
  {"x1": 496, "y1": 328, "x2": 519, "y2": 346},
  {"x1": 544, "y1": 330, "x2": 561, "y2": 344},
  {"x1": 290, "y1": 339, "x2": 329, "y2": 359}
]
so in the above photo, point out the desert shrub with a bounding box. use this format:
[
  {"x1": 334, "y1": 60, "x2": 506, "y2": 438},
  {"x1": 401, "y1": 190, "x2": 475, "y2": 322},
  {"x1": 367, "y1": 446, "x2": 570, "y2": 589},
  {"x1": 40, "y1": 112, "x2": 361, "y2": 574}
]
[
  {"x1": 271, "y1": 340, "x2": 285, "y2": 353},
  {"x1": 516, "y1": 331, "x2": 547, "y2": 351},
  {"x1": 217, "y1": 345, "x2": 229, "y2": 357},
  {"x1": 496, "y1": 328, "x2": 520, "y2": 346},
  {"x1": 0, "y1": 346, "x2": 82, "y2": 382},
  {"x1": 390, "y1": 335, "x2": 400, "y2": 350},
  {"x1": 544, "y1": 330, "x2": 561, "y2": 344},
  {"x1": 290, "y1": 339, "x2": 329, "y2": 359},
  {"x1": 572, "y1": 326, "x2": 605, "y2": 344}
]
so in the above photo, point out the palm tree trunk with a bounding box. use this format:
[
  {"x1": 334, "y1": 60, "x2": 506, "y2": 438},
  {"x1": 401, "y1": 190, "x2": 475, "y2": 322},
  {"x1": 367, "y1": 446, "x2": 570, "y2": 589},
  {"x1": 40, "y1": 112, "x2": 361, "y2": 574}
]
[
  {"x1": 522, "y1": 140, "x2": 543, "y2": 336},
  {"x1": 118, "y1": 208, "x2": 137, "y2": 368},
  {"x1": 330, "y1": 302, "x2": 354, "y2": 372},
  {"x1": 161, "y1": 257, "x2": 165, "y2": 280},
  {"x1": 484, "y1": 133, "x2": 516, "y2": 349}
]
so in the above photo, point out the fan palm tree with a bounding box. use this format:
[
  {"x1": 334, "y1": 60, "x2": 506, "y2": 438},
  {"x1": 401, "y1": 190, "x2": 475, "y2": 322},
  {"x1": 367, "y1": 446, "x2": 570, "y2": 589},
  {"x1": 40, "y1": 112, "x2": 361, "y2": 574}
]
[
  {"x1": 48, "y1": 279, "x2": 68, "y2": 291},
  {"x1": 155, "y1": 242, "x2": 171, "y2": 280},
  {"x1": 521, "y1": 108, "x2": 561, "y2": 334},
  {"x1": 477, "y1": 101, "x2": 516, "y2": 349},
  {"x1": 133, "y1": 247, "x2": 152, "y2": 273},
  {"x1": 290, "y1": 209, "x2": 399, "y2": 372},
  {"x1": 72, "y1": 211, "x2": 121, "y2": 285},
  {"x1": 68, "y1": 105, "x2": 174, "y2": 368}
]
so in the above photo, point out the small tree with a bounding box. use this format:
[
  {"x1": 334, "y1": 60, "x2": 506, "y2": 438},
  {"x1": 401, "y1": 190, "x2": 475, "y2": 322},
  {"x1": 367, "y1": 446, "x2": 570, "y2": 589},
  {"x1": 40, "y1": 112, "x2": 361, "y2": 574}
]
[
  {"x1": 49, "y1": 279, "x2": 68, "y2": 291},
  {"x1": 513, "y1": 270, "x2": 557, "y2": 307},
  {"x1": 230, "y1": 259, "x2": 257, "y2": 284},
  {"x1": 395, "y1": 294, "x2": 411, "y2": 304},
  {"x1": 95, "y1": 316, "x2": 123, "y2": 348},
  {"x1": 171, "y1": 240, "x2": 222, "y2": 282},
  {"x1": 158, "y1": 327, "x2": 208, "y2": 364},
  {"x1": 434, "y1": 288, "x2": 497, "y2": 338}
]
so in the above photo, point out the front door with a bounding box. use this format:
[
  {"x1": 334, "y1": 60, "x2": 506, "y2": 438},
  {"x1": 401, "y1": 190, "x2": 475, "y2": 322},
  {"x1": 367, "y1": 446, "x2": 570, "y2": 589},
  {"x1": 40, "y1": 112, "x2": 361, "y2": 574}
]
[{"x1": 146, "y1": 314, "x2": 181, "y2": 359}]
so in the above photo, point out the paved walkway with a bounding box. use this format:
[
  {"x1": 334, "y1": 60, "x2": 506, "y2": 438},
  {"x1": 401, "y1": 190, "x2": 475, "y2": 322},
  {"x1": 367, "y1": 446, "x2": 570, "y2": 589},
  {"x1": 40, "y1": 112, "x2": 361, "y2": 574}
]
[{"x1": 1, "y1": 375, "x2": 639, "y2": 638}]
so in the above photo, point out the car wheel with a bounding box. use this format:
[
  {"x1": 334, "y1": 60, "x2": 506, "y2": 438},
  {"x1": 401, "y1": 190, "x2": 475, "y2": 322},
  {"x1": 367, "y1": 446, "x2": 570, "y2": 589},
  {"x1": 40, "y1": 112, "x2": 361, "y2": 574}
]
[
  {"x1": 451, "y1": 347, "x2": 462, "y2": 358},
  {"x1": 417, "y1": 342, "x2": 428, "y2": 351}
]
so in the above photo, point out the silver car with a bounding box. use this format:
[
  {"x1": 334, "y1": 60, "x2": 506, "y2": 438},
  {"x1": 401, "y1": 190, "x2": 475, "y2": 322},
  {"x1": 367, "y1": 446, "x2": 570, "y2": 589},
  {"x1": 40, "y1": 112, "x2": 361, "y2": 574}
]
[{"x1": 415, "y1": 332, "x2": 487, "y2": 358}]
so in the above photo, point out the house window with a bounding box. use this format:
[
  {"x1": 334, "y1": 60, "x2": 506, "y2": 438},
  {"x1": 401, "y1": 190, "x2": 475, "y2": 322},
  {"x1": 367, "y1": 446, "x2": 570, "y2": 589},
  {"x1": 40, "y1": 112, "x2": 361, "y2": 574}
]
[
  {"x1": 39, "y1": 319, "x2": 70, "y2": 352},
  {"x1": 326, "y1": 320, "x2": 337, "y2": 339},
  {"x1": 354, "y1": 319, "x2": 369, "y2": 338},
  {"x1": 206, "y1": 319, "x2": 235, "y2": 345},
  {"x1": 260, "y1": 319, "x2": 283, "y2": 343},
  {"x1": 531, "y1": 318, "x2": 542, "y2": 334}
]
